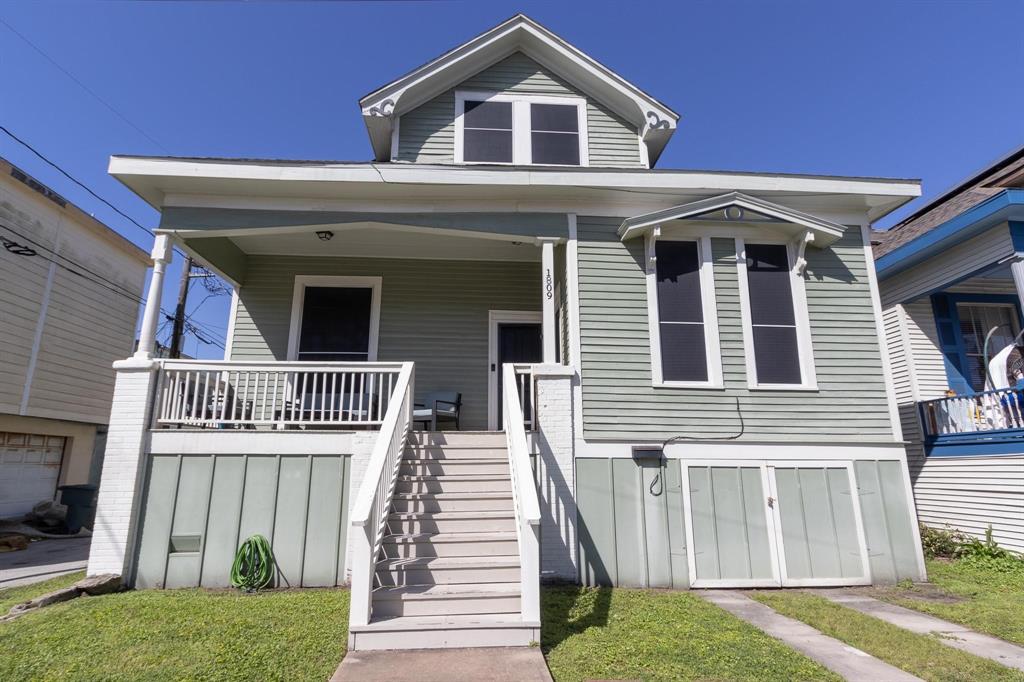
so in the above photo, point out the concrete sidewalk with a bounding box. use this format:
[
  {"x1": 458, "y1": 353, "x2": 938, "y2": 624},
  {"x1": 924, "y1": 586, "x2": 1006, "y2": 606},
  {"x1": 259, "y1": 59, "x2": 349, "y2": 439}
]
[
  {"x1": 699, "y1": 590, "x2": 922, "y2": 681},
  {"x1": 0, "y1": 537, "x2": 91, "y2": 588},
  {"x1": 332, "y1": 647, "x2": 553, "y2": 682},
  {"x1": 816, "y1": 590, "x2": 1024, "y2": 672}
]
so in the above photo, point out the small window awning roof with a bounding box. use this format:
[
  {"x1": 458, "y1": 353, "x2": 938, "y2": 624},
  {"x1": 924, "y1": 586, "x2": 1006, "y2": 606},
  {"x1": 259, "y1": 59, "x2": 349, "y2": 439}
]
[{"x1": 617, "y1": 192, "x2": 847, "y2": 246}]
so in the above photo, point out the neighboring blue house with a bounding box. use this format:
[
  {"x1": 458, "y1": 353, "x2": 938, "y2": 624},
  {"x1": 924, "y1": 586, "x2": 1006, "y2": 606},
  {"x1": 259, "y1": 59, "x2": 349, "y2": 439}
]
[{"x1": 875, "y1": 145, "x2": 1024, "y2": 553}]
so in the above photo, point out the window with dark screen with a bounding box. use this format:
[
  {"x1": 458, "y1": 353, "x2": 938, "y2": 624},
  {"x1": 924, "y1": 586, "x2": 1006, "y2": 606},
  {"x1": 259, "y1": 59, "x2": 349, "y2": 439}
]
[
  {"x1": 743, "y1": 243, "x2": 802, "y2": 385},
  {"x1": 655, "y1": 240, "x2": 707, "y2": 382},
  {"x1": 530, "y1": 103, "x2": 580, "y2": 165},
  {"x1": 462, "y1": 100, "x2": 513, "y2": 163},
  {"x1": 297, "y1": 287, "x2": 372, "y2": 361}
]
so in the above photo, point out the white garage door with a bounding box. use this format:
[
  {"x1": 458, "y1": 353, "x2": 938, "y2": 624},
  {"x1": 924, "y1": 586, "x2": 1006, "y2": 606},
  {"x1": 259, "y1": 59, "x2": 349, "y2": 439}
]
[{"x1": 0, "y1": 432, "x2": 66, "y2": 518}]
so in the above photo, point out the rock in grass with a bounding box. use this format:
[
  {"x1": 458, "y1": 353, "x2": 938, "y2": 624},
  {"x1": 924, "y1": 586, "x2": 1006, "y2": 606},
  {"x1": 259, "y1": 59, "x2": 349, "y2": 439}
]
[{"x1": 75, "y1": 574, "x2": 121, "y2": 596}]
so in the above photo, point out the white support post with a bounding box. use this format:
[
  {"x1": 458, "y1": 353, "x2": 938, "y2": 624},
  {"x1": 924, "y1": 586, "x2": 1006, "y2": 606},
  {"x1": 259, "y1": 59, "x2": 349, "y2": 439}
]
[
  {"x1": 1011, "y1": 259, "x2": 1024, "y2": 310},
  {"x1": 539, "y1": 238, "x2": 557, "y2": 364},
  {"x1": 135, "y1": 234, "x2": 173, "y2": 359}
]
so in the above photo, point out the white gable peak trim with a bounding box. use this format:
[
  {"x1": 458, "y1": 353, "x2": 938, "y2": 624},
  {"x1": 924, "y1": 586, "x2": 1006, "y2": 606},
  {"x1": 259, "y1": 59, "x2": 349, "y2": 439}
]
[
  {"x1": 618, "y1": 192, "x2": 847, "y2": 247},
  {"x1": 359, "y1": 14, "x2": 678, "y2": 164}
]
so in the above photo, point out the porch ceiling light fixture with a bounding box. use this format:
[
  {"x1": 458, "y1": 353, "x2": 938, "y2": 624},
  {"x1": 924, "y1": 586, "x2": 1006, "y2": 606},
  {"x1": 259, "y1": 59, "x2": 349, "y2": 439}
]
[{"x1": 316, "y1": 230, "x2": 334, "y2": 241}]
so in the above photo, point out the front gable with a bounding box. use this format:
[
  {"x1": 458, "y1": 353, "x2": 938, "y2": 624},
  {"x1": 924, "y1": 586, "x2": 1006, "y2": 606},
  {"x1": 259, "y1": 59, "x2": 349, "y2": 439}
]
[{"x1": 396, "y1": 52, "x2": 644, "y2": 168}]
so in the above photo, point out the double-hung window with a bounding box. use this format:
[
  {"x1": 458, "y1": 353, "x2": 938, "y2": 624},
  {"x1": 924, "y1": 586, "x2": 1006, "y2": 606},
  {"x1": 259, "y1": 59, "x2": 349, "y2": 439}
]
[
  {"x1": 455, "y1": 92, "x2": 588, "y2": 166},
  {"x1": 737, "y1": 240, "x2": 816, "y2": 389},
  {"x1": 647, "y1": 237, "x2": 722, "y2": 387}
]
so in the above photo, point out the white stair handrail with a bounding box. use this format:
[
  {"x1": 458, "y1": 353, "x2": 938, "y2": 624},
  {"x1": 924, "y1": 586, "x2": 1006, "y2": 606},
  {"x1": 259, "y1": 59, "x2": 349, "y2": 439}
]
[
  {"x1": 502, "y1": 363, "x2": 541, "y2": 624},
  {"x1": 348, "y1": 361, "x2": 415, "y2": 628}
]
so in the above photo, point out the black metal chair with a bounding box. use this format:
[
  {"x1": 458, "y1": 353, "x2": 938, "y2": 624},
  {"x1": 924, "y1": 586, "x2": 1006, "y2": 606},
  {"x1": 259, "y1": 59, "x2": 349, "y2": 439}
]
[{"x1": 413, "y1": 391, "x2": 462, "y2": 431}]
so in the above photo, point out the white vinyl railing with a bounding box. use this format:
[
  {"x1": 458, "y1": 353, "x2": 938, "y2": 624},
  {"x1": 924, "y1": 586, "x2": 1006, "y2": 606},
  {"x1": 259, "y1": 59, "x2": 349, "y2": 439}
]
[
  {"x1": 348, "y1": 362, "x2": 415, "y2": 628},
  {"x1": 153, "y1": 360, "x2": 404, "y2": 429},
  {"x1": 513, "y1": 365, "x2": 536, "y2": 430},
  {"x1": 502, "y1": 364, "x2": 541, "y2": 625},
  {"x1": 920, "y1": 387, "x2": 1024, "y2": 439}
]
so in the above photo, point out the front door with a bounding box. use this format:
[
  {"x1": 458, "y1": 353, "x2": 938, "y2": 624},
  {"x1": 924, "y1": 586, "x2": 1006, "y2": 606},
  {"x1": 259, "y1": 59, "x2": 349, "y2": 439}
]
[{"x1": 489, "y1": 313, "x2": 543, "y2": 429}]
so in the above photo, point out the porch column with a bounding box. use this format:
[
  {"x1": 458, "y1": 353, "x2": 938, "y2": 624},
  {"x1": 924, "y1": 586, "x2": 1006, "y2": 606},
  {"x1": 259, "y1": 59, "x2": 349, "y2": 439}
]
[
  {"x1": 539, "y1": 238, "x2": 557, "y2": 363},
  {"x1": 1011, "y1": 259, "x2": 1024, "y2": 310},
  {"x1": 134, "y1": 234, "x2": 173, "y2": 359}
]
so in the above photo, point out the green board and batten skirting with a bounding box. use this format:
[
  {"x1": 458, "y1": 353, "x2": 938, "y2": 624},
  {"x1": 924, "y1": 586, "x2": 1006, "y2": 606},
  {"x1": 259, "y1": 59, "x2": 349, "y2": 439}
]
[
  {"x1": 576, "y1": 458, "x2": 921, "y2": 588},
  {"x1": 134, "y1": 454, "x2": 352, "y2": 589}
]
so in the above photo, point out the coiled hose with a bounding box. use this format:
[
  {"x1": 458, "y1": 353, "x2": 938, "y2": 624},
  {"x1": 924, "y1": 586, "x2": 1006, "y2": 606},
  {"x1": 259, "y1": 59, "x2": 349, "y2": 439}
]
[{"x1": 230, "y1": 534, "x2": 275, "y2": 591}]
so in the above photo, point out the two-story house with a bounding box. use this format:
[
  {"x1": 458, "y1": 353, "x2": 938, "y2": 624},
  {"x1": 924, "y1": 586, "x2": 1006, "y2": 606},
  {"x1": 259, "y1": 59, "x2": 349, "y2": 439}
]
[
  {"x1": 0, "y1": 156, "x2": 148, "y2": 519},
  {"x1": 875, "y1": 145, "x2": 1024, "y2": 554},
  {"x1": 86, "y1": 14, "x2": 927, "y2": 650}
]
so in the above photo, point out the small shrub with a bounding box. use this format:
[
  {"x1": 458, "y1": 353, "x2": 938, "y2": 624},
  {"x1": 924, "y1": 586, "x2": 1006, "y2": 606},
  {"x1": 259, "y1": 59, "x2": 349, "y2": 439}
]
[
  {"x1": 920, "y1": 524, "x2": 1024, "y2": 574},
  {"x1": 919, "y1": 523, "x2": 967, "y2": 559}
]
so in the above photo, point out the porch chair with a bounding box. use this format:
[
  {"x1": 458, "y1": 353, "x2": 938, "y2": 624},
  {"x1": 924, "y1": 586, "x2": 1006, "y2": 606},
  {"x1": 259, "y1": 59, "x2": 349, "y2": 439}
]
[
  {"x1": 174, "y1": 377, "x2": 254, "y2": 428},
  {"x1": 413, "y1": 391, "x2": 462, "y2": 431}
]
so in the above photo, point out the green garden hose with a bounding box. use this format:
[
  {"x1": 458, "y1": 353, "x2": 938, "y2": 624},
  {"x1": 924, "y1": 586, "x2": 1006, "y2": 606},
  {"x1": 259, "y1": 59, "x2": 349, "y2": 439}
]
[{"x1": 230, "y1": 535, "x2": 275, "y2": 591}]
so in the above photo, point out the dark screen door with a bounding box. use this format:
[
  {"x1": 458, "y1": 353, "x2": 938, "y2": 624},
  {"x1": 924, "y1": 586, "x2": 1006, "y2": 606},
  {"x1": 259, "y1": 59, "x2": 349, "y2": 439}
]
[{"x1": 495, "y1": 323, "x2": 543, "y2": 426}]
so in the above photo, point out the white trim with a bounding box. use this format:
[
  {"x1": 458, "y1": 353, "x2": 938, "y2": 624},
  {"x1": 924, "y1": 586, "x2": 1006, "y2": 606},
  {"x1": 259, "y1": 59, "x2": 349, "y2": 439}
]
[
  {"x1": 566, "y1": 214, "x2": 586, "y2": 450},
  {"x1": 389, "y1": 116, "x2": 400, "y2": 162},
  {"x1": 223, "y1": 287, "x2": 239, "y2": 361},
  {"x1": 454, "y1": 90, "x2": 589, "y2": 167},
  {"x1": 487, "y1": 310, "x2": 543, "y2": 430},
  {"x1": 645, "y1": 231, "x2": 723, "y2": 388},
  {"x1": 735, "y1": 237, "x2": 818, "y2": 390},
  {"x1": 21, "y1": 240, "x2": 59, "y2": 414},
  {"x1": 860, "y1": 224, "x2": 904, "y2": 441},
  {"x1": 286, "y1": 275, "x2": 382, "y2": 362},
  {"x1": 575, "y1": 439, "x2": 907, "y2": 459}
]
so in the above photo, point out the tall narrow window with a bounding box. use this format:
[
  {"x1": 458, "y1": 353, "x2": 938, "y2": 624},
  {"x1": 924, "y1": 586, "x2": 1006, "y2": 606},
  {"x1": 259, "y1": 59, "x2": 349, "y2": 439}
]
[
  {"x1": 743, "y1": 243, "x2": 802, "y2": 385},
  {"x1": 462, "y1": 100, "x2": 513, "y2": 163},
  {"x1": 530, "y1": 103, "x2": 580, "y2": 165},
  {"x1": 656, "y1": 240, "x2": 707, "y2": 382},
  {"x1": 298, "y1": 287, "x2": 373, "y2": 361}
]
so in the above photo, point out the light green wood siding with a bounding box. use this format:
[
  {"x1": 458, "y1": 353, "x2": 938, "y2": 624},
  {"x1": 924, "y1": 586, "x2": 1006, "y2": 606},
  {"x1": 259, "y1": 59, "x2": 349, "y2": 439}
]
[
  {"x1": 576, "y1": 458, "x2": 688, "y2": 588},
  {"x1": 134, "y1": 453, "x2": 351, "y2": 589},
  {"x1": 396, "y1": 52, "x2": 643, "y2": 168},
  {"x1": 576, "y1": 217, "x2": 894, "y2": 442},
  {"x1": 231, "y1": 256, "x2": 541, "y2": 430}
]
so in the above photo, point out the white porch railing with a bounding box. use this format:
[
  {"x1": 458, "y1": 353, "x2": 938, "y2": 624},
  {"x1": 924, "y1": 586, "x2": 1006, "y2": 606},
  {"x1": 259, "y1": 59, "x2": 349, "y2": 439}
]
[
  {"x1": 502, "y1": 364, "x2": 541, "y2": 624},
  {"x1": 513, "y1": 365, "x2": 536, "y2": 430},
  {"x1": 348, "y1": 362, "x2": 415, "y2": 628},
  {"x1": 153, "y1": 360, "x2": 405, "y2": 429},
  {"x1": 920, "y1": 387, "x2": 1024, "y2": 438}
]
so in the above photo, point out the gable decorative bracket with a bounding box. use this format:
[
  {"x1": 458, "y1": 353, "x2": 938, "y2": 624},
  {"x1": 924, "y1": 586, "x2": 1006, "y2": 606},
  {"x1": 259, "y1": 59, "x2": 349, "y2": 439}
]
[
  {"x1": 647, "y1": 225, "x2": 661, "y2": 268},
  {"x1": 793, "y1": 230, "x2": 815, "y2": 276}
]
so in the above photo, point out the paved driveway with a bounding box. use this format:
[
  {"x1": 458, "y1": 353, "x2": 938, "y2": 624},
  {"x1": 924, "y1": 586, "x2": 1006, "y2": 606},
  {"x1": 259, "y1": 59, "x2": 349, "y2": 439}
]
[{"x1": 0, "y1": 537, "x2": 91, "y2": 588}]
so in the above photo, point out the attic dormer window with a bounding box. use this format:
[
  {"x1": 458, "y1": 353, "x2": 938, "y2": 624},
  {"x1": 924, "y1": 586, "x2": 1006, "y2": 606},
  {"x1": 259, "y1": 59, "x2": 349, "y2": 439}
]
[{"x1": 455, "y1": 91, "x2": 588, "y2": 166}]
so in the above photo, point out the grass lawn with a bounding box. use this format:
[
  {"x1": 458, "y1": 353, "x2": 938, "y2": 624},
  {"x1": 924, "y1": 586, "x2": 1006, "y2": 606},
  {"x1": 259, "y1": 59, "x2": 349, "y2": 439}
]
[
  {"x1": 0, "y1": 586, "x2": 349, "y2": 681},
  {"x1": 542, "y1": 586, "x2": 838, "y2": 681},
  {"x1": 872, "y1": 558, "x2": 1024, "y2": 647},
  {"x1": 751, "y1": 590, "x2": 1024, "y2": 682},
  {"x1": 0, "y1": 571, "x2": 84, "y2": 613}
]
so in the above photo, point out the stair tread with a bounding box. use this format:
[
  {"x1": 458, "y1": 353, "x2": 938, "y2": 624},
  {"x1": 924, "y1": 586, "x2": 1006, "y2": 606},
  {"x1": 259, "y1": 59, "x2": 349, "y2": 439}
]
[
  {"x1": 398, "y1": 474, "x2": 511, "y2": 481},
  {"x1": 353, "y1": 613, "x2": 535, "y2": 632},
  {"x1": 402, "y1": 457, "x2": 509, "y2": 463},
  {"x1": 384, "y1": 531, "x2": 518, "y2": 543},
  {"x1": 373, "y1": 583, "x2": 521, "y2": 600},
  {"x1": 378, "y1": 555, "x2": 520, "y2": 569},
  {"x1": 393, "y1": 491, "x2": 512, "y2": 499},
  {"x1": 388, "y1": 510, "x2": 514, "y2": 520}
]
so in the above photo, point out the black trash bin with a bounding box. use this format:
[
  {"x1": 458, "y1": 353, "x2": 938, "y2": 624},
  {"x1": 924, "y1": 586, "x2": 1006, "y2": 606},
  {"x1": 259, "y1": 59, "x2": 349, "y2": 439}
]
[{"x1": 58, "y1": 484, "x2": 98, "y2": 533}]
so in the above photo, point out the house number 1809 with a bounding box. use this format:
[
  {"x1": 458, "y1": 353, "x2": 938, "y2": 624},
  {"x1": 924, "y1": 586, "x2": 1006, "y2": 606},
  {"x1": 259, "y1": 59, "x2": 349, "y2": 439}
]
[{"x1": 545, "y1": 269, "x2": 553, "y2": 299}]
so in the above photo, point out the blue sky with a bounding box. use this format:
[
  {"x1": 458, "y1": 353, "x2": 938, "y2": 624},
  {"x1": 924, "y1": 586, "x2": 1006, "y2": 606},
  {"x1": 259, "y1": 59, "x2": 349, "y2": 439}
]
[{"x1": 2, "y1": 1, "x2": 1022, "y2": 359}]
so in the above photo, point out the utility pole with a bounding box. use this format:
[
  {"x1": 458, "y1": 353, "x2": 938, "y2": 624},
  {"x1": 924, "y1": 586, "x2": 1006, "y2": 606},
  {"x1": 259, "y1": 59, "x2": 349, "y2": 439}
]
[{"x1": 168, "y1": 256, "x2": 193, "y2": 358}]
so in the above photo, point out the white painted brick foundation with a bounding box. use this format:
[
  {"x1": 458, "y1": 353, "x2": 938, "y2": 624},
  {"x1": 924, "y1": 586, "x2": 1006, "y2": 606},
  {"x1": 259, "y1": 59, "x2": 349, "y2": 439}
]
[
  {"x1": 87, "y1": 359, "x2": 159, "y2": 576},
  {"x1": 533, "y1": 365, "x2": 577, "y2": 580}
]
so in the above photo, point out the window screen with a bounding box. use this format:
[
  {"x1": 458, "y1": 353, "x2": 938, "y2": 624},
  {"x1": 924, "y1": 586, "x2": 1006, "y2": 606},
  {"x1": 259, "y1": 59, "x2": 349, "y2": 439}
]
[
  {"x1": 956, "y1": 302, "x2": 1020, "y2": 391},
  {"x1": 744, "y1": 244, "x2": 801, "y2": 384},
  {"x1": 656, "y1": 240, "x2": 707, "y2": 382},
  {"x1": 530, "y1": 103, "x2": 580, "y2": 165},
  {"x1": 298, "y1": 287, "x2": 372, "y2": 361},
  {"x1": 463, "y1": 100, "x2": 513, "y2": 163}
]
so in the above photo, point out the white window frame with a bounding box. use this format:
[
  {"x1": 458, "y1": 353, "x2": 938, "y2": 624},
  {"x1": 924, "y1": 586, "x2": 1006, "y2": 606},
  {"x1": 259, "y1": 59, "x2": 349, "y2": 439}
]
[
  {"x1": 286, "y1": 275, "x2": 382, "y2": 362},
  {"x1": 735, "y1": 237, "x2": 817, "y2": 390},
  {"x1": 454, "y1": 90, "x2": 590, "y2": 167},
  {"x1": 645, "y1": 231, "x2": 723, "y2": 388}
]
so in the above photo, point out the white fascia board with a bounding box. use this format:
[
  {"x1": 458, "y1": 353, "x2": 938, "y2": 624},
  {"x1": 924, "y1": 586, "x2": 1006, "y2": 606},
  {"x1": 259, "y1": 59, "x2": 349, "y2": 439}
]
[
  {"x1": 110, "y1": 157, "x2": 921, "y2": 205},
  {"x1": 618, "y1": 192, "x2": 848, "y2": 246}
]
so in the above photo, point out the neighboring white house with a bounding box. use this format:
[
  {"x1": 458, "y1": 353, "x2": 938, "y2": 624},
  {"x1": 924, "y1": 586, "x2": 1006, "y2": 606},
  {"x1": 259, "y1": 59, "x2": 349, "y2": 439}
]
[
  {"x1": 875, "y1": 145, "x2": 1024, "y2": 553},
  {"x1": 87, "y1": 14, "x2": 927, "y2": 650},
  {"x1": 0, "y1": 156, "x2": 149, "y2": 518}
]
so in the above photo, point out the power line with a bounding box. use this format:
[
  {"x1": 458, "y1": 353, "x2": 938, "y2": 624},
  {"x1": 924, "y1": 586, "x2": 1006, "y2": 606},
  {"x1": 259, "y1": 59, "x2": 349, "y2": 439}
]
[
  {"x1": 0, "y1": 124, "x2": 155, "y2": 239},
  {"x1": 0, "y1": 16, "x2": 169, "y2": 153}
]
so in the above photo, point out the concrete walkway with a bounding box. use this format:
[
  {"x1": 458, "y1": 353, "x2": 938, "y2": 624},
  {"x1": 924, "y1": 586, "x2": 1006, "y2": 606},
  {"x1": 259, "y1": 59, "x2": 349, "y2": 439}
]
[
  {"x1": 816, "y1": 590, "x2": 1024, "y2": 672},
  {"x1": 0, "y1": 537, "x2": 90, "y2": 588},
  {"x1": 332, "y1": 647, "x2": 552, "y2": 682},
  {"x1": 699, "y1": 590, "x2": 921, "y2": 681}
]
